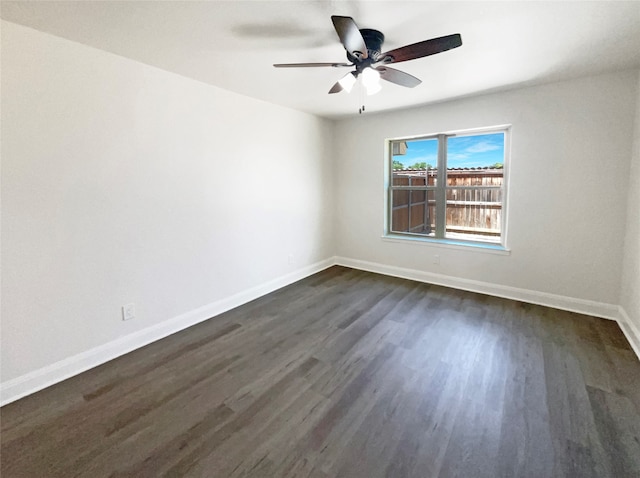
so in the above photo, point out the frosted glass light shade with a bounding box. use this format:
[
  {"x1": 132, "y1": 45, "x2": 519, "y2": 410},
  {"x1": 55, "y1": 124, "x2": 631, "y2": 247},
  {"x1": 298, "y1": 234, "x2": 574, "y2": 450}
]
[
  {"x1": 362, "y1": 67, "x2": 381, "y2": 95},
  {"x1": 338, "y1": 72, "x2": 357, "y2": 93}
]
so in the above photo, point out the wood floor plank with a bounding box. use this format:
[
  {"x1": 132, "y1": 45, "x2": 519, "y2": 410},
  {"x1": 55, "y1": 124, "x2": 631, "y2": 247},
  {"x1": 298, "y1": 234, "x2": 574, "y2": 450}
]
[
  {"x1": 496, "y1": 308, "x2": 555, "y2": 478},
  {"x1": 2, "y1": 266, "x2": 640, "y2": 477}
]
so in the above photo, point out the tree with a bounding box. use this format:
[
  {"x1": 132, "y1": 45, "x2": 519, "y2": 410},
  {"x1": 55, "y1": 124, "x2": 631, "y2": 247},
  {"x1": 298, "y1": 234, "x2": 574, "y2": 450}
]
[
  {"x1": 491, "y1": 162, "x2": 504, "y2": 169},
  {"x1": 409, "y1": 162, "x2": 433, "y2": 169},
  {"x1": 392, "y1": 160, "x2": 404, "y2": 170}
]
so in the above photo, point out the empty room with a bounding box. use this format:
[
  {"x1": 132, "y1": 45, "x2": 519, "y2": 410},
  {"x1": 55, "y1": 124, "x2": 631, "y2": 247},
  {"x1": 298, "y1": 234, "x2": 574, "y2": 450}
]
[{"x1": 1, "y1": 1, "x2": 640, "y2": 477}]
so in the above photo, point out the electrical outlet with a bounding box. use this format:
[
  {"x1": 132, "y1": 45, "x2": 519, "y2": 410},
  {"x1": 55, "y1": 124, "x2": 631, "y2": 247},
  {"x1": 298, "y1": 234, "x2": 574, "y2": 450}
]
[
  {"x1": 122, "y1": 303, "x2": 135, "y2": 321},
  {"x1": 433, "y1": 254, "x2": 440, "y2": 265}
]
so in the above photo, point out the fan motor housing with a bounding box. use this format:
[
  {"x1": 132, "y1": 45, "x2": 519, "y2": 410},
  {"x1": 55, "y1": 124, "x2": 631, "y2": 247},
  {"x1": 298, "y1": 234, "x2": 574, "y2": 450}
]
[{"x1": 347, "y1": 28, "x2": 385, "y2": 64}]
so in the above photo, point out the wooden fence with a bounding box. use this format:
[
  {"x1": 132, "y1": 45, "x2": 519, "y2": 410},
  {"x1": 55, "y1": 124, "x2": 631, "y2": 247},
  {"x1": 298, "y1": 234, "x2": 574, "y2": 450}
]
[{"x1": 391, "y1": 168, "x2": 503, "y2": 237}]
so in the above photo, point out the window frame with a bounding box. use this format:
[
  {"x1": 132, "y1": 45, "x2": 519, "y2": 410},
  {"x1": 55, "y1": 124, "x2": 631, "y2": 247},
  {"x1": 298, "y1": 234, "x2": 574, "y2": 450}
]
[{"x1": 384, "y1": 125, "x2": 511, "y2": 251}]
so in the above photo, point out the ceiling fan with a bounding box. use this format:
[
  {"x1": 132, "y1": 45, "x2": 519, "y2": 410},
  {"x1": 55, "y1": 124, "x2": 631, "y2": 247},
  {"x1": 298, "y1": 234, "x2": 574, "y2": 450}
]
[{"x1": 274, "y1": 16, "x2": 462, "y2": 96}]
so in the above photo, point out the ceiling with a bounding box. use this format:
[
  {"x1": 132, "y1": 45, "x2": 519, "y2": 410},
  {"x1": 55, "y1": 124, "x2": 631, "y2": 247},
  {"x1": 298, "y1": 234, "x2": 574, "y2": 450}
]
[{"x1": 2, "y1": 1, "x2": 640, "y2": 119}]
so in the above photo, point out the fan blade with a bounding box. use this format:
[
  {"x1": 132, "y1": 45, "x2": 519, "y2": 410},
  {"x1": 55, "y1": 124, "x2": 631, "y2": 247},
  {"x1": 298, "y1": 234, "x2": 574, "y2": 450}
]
[
  {"x1": 331, "y1": 16, "x2": 368, "y2": 60},
  {"x1": 329, "y1": 71, "x2": 357, "y2": 94},
  {"x1": 328, "y1": 81, "x2": 343, "y2": 94},
  {"x1": 376, "y1": 66, "x2": 422, "y2": 88},
  {"x1": 273, "y1": 62, "x2": 352, "y2": 68},
  {"x1": 379, "y1": 33, "x2": 462, "y2": 64}
]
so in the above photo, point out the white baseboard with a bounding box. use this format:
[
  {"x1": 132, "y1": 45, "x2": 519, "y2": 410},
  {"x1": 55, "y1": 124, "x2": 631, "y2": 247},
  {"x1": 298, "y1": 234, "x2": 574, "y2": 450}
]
[
  {"x1": 335, "y1": 256, "x2": 621, "y2": 321},
  {"x1": 0, "y1": 258, "x2": 336, "y2": 406},
  {"x1": 618, "y1": 307, "x2": 640, "y2": 361}
]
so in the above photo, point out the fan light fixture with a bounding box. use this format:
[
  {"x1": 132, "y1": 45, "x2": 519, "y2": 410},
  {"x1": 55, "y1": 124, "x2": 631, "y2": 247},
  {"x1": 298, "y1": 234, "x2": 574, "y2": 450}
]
[{"x1": 338, "y1": 68, "x2": 381, "y2": 95}]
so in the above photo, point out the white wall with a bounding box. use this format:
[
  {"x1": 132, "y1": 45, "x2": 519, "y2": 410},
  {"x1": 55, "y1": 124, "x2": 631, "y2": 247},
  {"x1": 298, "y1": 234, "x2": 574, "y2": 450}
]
[
  {"x1": 1, "y1": 21, "x2": 334, "y2": 391},
  {"x1": 333, "y1": 71, "x2": 638, "y2": 309},
  {"x1": 620, "y1": 73, "x2": 640, "y2": 350}
]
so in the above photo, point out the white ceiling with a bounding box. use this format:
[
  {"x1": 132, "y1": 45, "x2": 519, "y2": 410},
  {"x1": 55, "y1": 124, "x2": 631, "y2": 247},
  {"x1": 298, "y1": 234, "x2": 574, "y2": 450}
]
[{"x1": 2, "y1": 1, "x2": 640, "y2": 119}]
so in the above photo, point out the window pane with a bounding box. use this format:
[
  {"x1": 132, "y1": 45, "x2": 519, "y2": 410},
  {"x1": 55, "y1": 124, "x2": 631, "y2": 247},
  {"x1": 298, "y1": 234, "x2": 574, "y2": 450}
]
[
  {"x1": 392, "y1": 138, "x2": 438, "y2": 186},
  {"x1": 445, "y1": 187, "x2": 502, "y2": 242},
  {"x1": 445, "y1": 133, "x2": 504, "y2": 243},
  {"x1": 390, "y1": 189, "x2": 436, "y2": 236},
  {"x1": 447, "y1": 133, "x2": 504, "y2": 169}
]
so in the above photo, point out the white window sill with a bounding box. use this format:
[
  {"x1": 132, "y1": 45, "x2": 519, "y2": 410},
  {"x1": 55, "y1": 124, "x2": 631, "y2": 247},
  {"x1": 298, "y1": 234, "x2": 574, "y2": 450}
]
[{"x1": 382, "y1": 234, "x2": 511, "y2": 255}]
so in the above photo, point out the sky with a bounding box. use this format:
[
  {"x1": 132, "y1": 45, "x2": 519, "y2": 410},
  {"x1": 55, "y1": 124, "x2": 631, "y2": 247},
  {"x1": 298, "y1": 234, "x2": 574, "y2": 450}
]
[{"x1": 393, "y1": 133, "x2": 505, "y2": 168}]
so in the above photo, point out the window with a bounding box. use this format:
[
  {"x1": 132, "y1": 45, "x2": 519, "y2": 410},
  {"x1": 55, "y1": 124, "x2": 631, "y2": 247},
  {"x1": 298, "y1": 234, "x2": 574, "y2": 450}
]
[{"x1": 387, "y1": 127, "x2": 509, "y2": 248}]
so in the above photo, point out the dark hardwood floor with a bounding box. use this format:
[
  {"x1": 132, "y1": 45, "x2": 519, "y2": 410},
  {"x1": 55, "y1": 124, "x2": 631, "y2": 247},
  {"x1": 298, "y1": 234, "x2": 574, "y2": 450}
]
[{"x1": 2, "y1": 266, "x2": 640, "y2": 477}]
